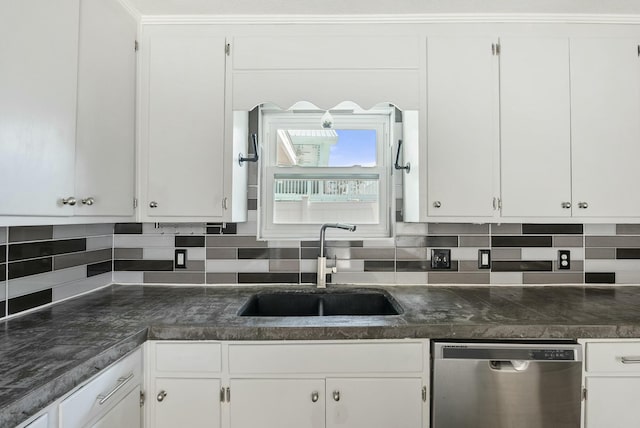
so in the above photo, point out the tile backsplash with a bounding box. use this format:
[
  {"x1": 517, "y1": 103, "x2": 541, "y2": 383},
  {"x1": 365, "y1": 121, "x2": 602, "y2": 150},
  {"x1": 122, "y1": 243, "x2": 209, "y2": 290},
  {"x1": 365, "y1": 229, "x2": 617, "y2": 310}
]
[
  {"x1": 4, "y1": 219, "x2": 640, "y2": 321},
  {"x1": 112, "y1": 221, "x2": 640, "y2": 287},
  {"x1": 1, "y1": 224, "x2": 113, "y2": 319}
]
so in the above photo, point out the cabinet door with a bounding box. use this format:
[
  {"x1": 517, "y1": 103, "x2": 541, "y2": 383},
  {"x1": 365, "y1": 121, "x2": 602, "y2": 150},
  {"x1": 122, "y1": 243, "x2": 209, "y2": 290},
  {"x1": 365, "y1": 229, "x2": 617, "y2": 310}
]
[
  {"x1": 426, "y1": 37, "x2": 499, "y2": 218},
  {"x1": 229, "y1": 379, "x2": 325, "y2": 428},
  {"x1": 143, "y1": 29, "x2": 226, "y2": 219},
  {"x1": 500, "y1": 37, "x2": 572, "y2": 217},
  {"x1": 585, "y1": 377, "x2": 640, "y2": 428},
  {"x1": 571, "y1": 38, "x2": 640, "y2": 217},
  {"x1": 90, "y1": 385, "x2": 141, "y2": 428},
  {"x1": 0, "y1": 0, "x2": 79, "y2": 216},
  {"x1": 326, "y1": 378, "x2": 422, "y2": 428},
  {"x1": 74, "y1": 0, "x2": 136, "y2": 216},
  {"x1": 153, "y1": 378, "x2": 221, "y2": 428}
]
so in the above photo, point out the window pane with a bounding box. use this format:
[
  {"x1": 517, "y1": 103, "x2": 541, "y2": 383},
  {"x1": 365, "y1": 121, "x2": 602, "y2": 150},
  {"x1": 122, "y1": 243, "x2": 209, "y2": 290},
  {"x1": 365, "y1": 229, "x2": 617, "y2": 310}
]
[
  {"x1": 276, "y1": 129, "x2": 377, "y2": 167},
  {"x1": 273, "y1": 175, "x2": 379, "y2": 224}
]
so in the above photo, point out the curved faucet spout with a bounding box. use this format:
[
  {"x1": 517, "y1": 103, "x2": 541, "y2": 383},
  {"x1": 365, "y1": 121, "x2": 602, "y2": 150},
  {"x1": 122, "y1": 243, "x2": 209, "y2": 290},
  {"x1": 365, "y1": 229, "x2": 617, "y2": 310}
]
[{"x1": 319, "y1": 223, "x2": 357, "y2": 257}]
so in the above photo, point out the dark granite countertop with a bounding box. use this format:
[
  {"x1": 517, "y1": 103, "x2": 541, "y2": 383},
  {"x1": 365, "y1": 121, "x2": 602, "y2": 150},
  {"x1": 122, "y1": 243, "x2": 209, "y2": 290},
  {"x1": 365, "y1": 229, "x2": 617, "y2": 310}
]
[{"x1": 3, "y1": 283, "x2": 640, "y2": 426}]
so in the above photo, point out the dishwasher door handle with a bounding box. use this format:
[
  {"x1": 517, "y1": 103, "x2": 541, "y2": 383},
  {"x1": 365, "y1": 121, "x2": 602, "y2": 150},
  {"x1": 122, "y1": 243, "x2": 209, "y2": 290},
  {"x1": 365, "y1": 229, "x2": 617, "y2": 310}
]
[{"x1": 489, "y1": 360, "x2": 531, "y2": 372}]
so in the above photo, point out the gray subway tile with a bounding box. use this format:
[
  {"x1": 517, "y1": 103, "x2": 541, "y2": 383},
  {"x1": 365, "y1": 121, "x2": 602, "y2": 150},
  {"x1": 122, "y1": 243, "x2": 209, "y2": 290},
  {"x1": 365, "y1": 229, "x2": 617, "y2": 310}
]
[
  {"x1": 585, "y1": 236, "x2": 640, "y2": 248},
  {"x1": 395, "y1": 236, "x2": 428, "y2": 248},
  {"x1": 522, "y1": 272, "x2": 583, "y2": 284},
  {"x1": 183, "y1": 260, "x2": 205, "y2": 272},
  {"x1": 206, "y1": 273, "x2": 238, "y2": 284},
  {"x1": 114, "y1": 248, "x2": 143, "y2": 259},
  {"x1": 349, "y1": 248, "x2": 396, "y2": 260},
  {"x1": 396, "y1": 248, "x2": 429, "y2": 260},
  {"x1": 426, "y1": 236, "x2": 458, "y2": 247},
  {"x1": 206, "y1": 248, "x2": 237, "y2": 260},
  {"x1": 459, "y1": 260, "x2": 481, "y2": 272},
  {"x1": 459, "y1": 236, "x2": 490, "y2": 247},
  {"x1": 269, "y1": 260, "x2": 300, "y2": 272},
  {"x1": 206, "y1": 236, "x2": 268, "y2": 248},
  {"x1": 9, "y1": 226, "x2": 53, "y2": 243},
  {"x1": 428, "y1": 223, "x2": 489, "y2": 235},
  {"x1": 143, "y1": 272, "x2": 205, "y2": 284},
  {"x1": 490, "y1": 224, "x2": 522, "y2": 235},
  {"x1": 616, "y1": 224, "x2": 640, "y2": 235},
  {"x1": 553, "y1": 236, "x2": 583, "y2": 247},
  {"x1": 585, "y1": 248, "x2": 616, "y2": 260},
  {"x1": 491, "y1": 248, "x2": 522, "y2": 260},
  {"x1": 54, "y1": 249, "x2": 112, "y2": 270},
  {"x1": 428, "y1": 272, "x2": 490, "y2": 284}
]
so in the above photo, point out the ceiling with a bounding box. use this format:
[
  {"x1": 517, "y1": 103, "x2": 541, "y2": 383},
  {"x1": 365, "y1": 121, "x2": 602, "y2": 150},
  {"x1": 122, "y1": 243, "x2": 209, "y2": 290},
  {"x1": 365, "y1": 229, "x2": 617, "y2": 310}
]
[{"x1": 127, "y1": 0, "x2": 640, "y2": 15}]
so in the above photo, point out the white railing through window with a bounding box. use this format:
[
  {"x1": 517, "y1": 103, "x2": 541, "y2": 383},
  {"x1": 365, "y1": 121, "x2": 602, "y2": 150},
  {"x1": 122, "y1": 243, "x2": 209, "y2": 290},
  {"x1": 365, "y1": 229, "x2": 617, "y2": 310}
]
[{"x1": 274, "y1": 177, "x2": 378, "y2": 202}]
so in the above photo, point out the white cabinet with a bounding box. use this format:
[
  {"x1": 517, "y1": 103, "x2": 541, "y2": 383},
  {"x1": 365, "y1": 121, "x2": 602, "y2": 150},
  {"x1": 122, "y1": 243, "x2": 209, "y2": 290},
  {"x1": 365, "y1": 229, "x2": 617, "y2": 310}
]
[
  {"x1": 59, "y1": 348, "x2": 142, "y2": 428},
  {"x1": 581, "y1": 340, "x2": 640, "y2": 428},
  {"x1": 74, "y1": 0, "x2": 137, "y2": 217},
  {"x1": 0, "y1": 0, "x2": 136, "y2": 221},
  {"x1": 229, "y1": 379, "x2": 325, "y2": 428},
  {"x1": 570, "y1": 38, "x2": 640, "y2": 218},
  {"x1": 0, "y1": 0, "x2": 79, "y2": 216},
  {"x1": 146, "y1": 342, "x2": 222, "y2": 428},
  {"x1": 426, "y1": 36, "x2": 499, "y2": 218},
  {"x1": 499, "y1": 37, "x2": 572, "y2": 217},
  {"x1": 139, "y1": 26, "x2": 228, "y2": 221}
]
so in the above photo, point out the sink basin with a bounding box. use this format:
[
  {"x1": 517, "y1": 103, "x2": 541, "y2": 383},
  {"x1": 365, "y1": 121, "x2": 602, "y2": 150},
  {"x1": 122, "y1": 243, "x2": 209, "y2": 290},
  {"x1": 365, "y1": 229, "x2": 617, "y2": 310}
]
[{"x1": 238, "y1": 289, "x2": 402, "y2": 317}]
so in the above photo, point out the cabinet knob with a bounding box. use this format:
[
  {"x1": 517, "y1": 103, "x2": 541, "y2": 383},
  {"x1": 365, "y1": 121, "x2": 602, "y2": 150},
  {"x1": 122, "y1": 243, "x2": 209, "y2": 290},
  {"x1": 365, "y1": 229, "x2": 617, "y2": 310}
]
[
  {"x1": 149, "y1": 201, "x2": 158, "y2": 208},
  {"x1": 332, "y1": 390, "x2": 340, "y2": 402},
  {"x1": 311, "y1": 391, "x2": 319, "y2": 403},
  {"x1": 62, "y1": 197, "x2": 76, "y2": 206},
  {"x1": 157, "y1": 390, "x2": 167, "y2": 402},
  {"x1": 578, "y1": 202, "x2": 589, "y2": 209},
  {"x1": 82, "y1": 197, "x2": 95, "y2": 206},
  {"x1": 433, "y1": 201, "x2": 442, "y2": 208},
  {"x1": 561, "y1": 202, "x2": 571, "y2": 209}
]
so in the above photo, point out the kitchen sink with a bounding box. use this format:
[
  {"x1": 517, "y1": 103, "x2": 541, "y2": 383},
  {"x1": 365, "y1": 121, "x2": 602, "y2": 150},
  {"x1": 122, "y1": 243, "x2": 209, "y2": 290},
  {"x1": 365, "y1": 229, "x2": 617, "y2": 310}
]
[{"x1": 237, "y1": 289, "x2": 403, "y2": 317}]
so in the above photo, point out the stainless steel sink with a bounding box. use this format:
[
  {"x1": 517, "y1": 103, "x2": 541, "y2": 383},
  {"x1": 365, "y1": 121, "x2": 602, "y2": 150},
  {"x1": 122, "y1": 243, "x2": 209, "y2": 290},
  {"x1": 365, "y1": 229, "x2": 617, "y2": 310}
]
[{"x1": 237, "y1": 289, "x2": 403, "y2": 317}]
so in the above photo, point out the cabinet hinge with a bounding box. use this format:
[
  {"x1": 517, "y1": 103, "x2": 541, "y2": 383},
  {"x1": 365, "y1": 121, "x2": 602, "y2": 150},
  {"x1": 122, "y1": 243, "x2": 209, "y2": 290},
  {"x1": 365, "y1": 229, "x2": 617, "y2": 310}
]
[
  {"x1": 225, "y1": 43, "x2": 231, "y2": 56},
  {"x1": 220, "y1": 387, "x2": 226, "y2": 403},
  {"x1": 422, "y1": 386, "x2": 427, "y2": 402},
  {"x1": 140, "y1": 391, "x2": 145, "y2": 407},
  {"x1": 637, "y1": 45, "x2": 640, "y2": 57},
  {"x1": 226, "y1": 387, "x2": 231, "y2": 402},
  {"x1": 135, "y1": 40, "x2": 139, "y2": 52},
  {"x1": 133, "y1": 198, "x2": 138, "y2": 209},
  {"x1": 582, "y1": 387, "x2": 587, "y2": 401},
  {"x1": 492, "y1": 42, "x2": 501, "y2": 56},
  {"x1": 222, "y1": 197, "x2": 228, "y2": 210}
]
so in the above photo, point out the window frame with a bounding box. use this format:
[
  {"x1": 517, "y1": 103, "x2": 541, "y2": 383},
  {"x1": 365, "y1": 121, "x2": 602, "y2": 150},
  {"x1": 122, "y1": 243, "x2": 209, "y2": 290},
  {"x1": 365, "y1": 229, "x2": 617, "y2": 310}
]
[{"x1": 258, "y1": 107, "x2": 395, "y2": 240}]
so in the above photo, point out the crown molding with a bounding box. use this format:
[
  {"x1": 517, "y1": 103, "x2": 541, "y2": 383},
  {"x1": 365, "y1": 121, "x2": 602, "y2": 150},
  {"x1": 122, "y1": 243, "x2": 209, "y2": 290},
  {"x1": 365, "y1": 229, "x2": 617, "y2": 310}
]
[
  {"x1": 116, "y1": 0, "x2": 142, "y2": 21},
  {"x1": 140, "y1": 13, "x2": 640, "y2": 25}
]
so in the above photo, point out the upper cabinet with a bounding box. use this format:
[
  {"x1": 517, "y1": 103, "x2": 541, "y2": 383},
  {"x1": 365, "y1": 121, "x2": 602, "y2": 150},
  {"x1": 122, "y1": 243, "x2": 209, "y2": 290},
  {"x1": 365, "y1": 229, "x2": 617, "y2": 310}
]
[
  {"x1": 0, "y1": 0, "x2": 80, "y2": 216},
  {"x1": 138, "y1": 26, "x2": 232, "y2": 221},
  {"x1": 570, "y1": 38, "x2": 640, "y2": 218},
  {"x1": 0, "y1": 0, "x2": 136, "y2": 221},
  {"x1": 426, "y1": 36, "x2": 499, "y2": 219},
  {"x1": 75, "y1": 0, "x2": 137, "y2": 217},
  {"x1": 499, "y1": 37, "x2": 572, "y2": 218}
]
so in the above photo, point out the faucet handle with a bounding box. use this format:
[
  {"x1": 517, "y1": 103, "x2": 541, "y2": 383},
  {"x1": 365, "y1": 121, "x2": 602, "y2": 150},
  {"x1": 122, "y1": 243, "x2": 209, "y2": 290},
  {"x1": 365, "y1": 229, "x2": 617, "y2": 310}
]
[{"x1": 330, "y1": 267, "x2": 337, "y2": 274}]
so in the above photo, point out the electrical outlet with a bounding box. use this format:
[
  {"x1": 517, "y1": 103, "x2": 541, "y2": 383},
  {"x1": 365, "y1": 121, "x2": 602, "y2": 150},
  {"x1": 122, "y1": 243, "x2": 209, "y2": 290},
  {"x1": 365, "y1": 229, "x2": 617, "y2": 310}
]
[
  {"x1": 478, "y1": 249, "x2": 491, "y2": 269},
  {"x1": 175, "y1": 249, "x2": 187, "y2": 269},
  {"x1": 558, "y1": 250, "x2": 570, "y2": 270},
  {"x1": 431, "y1": 249, "x2": 451, "y2": 269}
]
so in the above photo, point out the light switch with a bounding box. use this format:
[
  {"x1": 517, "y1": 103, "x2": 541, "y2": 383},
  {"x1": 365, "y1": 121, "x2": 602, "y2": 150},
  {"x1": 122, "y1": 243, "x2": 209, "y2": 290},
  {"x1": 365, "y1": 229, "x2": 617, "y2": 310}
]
[
  {"x1": 478, "y1": 249, "x2": 491, "y2": 269},
  {"x1": 175, "y1": 249, "x2": 187, "y2": 269}
]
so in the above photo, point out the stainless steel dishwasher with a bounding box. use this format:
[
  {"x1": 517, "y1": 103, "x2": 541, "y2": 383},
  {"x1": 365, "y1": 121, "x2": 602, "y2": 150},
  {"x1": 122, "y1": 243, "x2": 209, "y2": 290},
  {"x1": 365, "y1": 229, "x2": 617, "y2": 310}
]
[{"x1": 432, "y1": 342, "x2": 582, "y2": 428}]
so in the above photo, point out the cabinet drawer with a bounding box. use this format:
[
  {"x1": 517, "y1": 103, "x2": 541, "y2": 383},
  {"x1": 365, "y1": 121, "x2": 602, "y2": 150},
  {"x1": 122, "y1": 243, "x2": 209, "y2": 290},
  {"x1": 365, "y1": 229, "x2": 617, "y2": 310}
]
[
  {"x1": 59, "y1": 348, "x2": 142, "y2": 428},
  {"x1": 229, "y1": 341, "x2": 424, "y2": 374},
  {"x1": 155, "y1": 342, "x2": 222, "y2": 373},
  {"x1": 586, "y1": 342, "x2": 640, "y2": 373}
]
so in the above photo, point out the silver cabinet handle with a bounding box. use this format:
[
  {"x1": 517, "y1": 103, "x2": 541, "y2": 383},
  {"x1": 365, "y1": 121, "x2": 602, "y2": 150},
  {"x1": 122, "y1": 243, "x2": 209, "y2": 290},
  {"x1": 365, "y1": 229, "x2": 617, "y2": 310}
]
[
  {"x1": 82, "y1": 197, "x2": 95, "y2": 206},
  {"x1": 332, "y1": 390, "x2": 340, "y2": 402},
  {"x1": 311, "y1": 391, "x2": 319, "y2": 402},
  {"x1": 149, "y1": 201, "x2": 158, "y2": 208},
  {"x1": 157, "y1": 390, "x2": 167, "y2": 402},
  {"x1": 561, "y1": 202, "x2": 571, "y2": 209},
  {"x1": 620, "y1": 356, "x2": 640, "y2": 364},
  {"x1": 433, "y1": 201, "x2": 442, "y2": 208},
  {"x1": 578, "y1": 202, "x2": 588, "y2": 209},
  {"x1": 97, "y1": 373, "x2": 134, "y2": 405},
  {"x1": 62, "y1": 197, "x2": 76, "y2": 206}
]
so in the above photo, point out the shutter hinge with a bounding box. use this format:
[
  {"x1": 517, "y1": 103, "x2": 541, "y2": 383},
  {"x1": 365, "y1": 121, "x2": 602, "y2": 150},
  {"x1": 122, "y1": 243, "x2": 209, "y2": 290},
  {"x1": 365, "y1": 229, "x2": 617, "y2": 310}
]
[
  {"x1": 225, "y1": 43, "x2": 231, "y2": 56},
  {"x1": 422, "y1": 386, "x2": 427, "y2": 402},
  {"x1": 135, "y1": 40, "x2": 139, "y2": 52},
  {"x1": 140, "y1": 391, "x2": 145, "y2": 407},
  {"x1": 492, "y1": 42, "x2": 501, "y2": 56},
  {"x1": 133, "y1": 198, "x2": 138, "y2": 209},
  {"x1": 582, "y1": 387, "x2": 587, "y2": 401}
]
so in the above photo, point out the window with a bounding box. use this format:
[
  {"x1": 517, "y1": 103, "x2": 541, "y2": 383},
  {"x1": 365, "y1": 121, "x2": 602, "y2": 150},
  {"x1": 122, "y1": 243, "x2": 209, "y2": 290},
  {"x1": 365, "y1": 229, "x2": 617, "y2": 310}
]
[{"x1": 259, "y1": 105, "x2": 394, "y2": 240}]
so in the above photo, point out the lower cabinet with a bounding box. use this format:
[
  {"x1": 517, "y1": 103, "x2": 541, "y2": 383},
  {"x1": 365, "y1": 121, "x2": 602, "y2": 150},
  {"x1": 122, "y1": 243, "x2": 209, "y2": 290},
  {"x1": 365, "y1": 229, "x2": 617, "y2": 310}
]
[
  {"x1": 145, "y1": 340, "x2": 429, "y2": 428},
  {"x1": 90, "y1": 385, "x2": 142, "y2": 428},
  {"x1": 581, "y1": 340, "x2": 640, "y2": 428}
]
